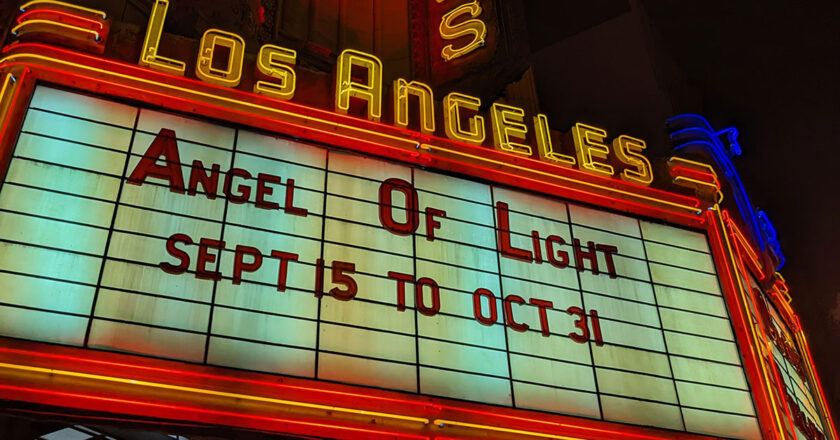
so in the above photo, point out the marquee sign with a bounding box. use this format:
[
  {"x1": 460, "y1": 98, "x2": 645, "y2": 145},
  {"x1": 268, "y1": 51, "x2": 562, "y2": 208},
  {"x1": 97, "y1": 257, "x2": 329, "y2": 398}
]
[{"x1": 0, "y1": 2, "x2": 836, "y2": 440}]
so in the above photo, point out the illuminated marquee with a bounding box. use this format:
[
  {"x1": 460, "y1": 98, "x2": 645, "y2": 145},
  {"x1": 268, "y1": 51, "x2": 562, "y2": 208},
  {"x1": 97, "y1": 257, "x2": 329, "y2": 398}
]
[
  {"x1": 0, "y1": 2, "x2": 836, "y2": 440},
  {"x1": 0, "y1": 84, "x2": 759, "y2": 438}
]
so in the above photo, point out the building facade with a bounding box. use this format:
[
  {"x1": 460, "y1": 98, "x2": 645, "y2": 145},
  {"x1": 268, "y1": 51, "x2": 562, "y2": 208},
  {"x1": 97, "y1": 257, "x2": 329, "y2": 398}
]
[{"x1": 0, "y1": 1, "x2": 835, "y2": 439}]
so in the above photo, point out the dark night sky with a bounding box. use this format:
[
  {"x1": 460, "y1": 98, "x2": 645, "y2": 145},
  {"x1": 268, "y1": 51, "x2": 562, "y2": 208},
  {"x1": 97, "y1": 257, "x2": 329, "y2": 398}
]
[
  {"x1": 527, "y1": 0, "x2": 840, "y2": 424},
  {"x1": 646, "y1": 0, "x2": 840, "y2": 424}
]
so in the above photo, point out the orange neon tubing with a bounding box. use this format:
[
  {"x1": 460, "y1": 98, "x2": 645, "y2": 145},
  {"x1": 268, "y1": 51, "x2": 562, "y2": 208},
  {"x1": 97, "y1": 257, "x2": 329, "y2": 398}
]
[
  {"x1": 669, "y1": 166, "x2": 720, "y2": 187},
  {"x1": 0, "y1": 384, "x2": 430, "y2": 440},
  {"x1": 19, "y1": 0, "x2": 107, "y2": 19},
  {"x1": 0, "y1": 347, "x2": 689, "y2": 440},
  {"x1": 796, "y1": 332, "x2": 839, "y2": 440},
  {"x1": 11, "y1": 20, "x2": 100, "y2": 41},
  {"x1": 707, "y1": 207, "x2": 787, "y2": 440},
  {"x1": 0, "y1": 45, "x2": 703, "y2": 217},
  {"x1": 16, "y1": 8, "x2": 105, "y2": 29},
  {"x1": 0, "y1": 362, "x2": 429, "y2": 424}
]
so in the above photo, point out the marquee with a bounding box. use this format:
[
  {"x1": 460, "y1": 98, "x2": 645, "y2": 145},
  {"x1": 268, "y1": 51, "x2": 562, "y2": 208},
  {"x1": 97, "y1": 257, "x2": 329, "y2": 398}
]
[{"x1": 0, "y1": 2, "x2": 835, "y2": 440}]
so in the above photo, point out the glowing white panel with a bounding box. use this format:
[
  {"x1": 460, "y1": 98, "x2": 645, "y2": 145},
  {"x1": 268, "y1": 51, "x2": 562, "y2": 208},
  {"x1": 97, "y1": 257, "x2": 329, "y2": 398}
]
[
  {"x1": 323, "y1": 242, "x2": 412, "y2": 279},
  {"x1": 659, "y1": 308, "x2": 734, "y2": 340},
  {"x1": 670, "y1": 356, "x2": 749, "y2": 390},
  {"x1": 579, "y1": 271, "x2": 654, "y2": 304},
  {"x1": 29, "y1": 86, "x2": 137, "y2": 128},
  {"x1": 319, "y1": 323, "x2": 415, "y2": 363},
  {"x1": 137, "y1": 110, "x2": 235, "y2": 148},
  {"x1": 94, "y1": 288, "x2": 209, "y2": 332},
  {"x1": 569, "y1": 204, "x2": 640, "y2": 237},
  {"x1": 597, "y1": 319, "x2": 666, "y2": 352},
  {"x1": 420, "y1": 366, "x2": 512, "y2": 406},
  {"x1": 513, "y1": 382, "x2": 600, "y2": 418},
  {"x1": 329, "y1": 151, "x2": 411, "y2": 182},
  {"x1": 681, "y1": 408, "x2": 761, "y2": 440},
  {"x1": 120, "y1": 177, "x2": 226, "y2": 221},
  {"x1": 506, "y1": 327, "x2": 592, "y2": 365},
  {"x1": 572, "y1": 225, "x2": 646, "y2": 259},
  {"x1": 326, "y1": 218, "x2": 412, "y2": 257},
  {"x1": 416, "y1": 238, "x2": 499, "y2": 273},
  {"x1": 0, "y1": 185, "x2": 114, "y2": 228},
  {"x1": 649, "y1": 262, "x2": 721, "y2": 295},
  {"x1": 326, "y1": 173, "x2": 392, "y2": 206},
  {"x1": 505, "y1": 210, "x2": 572, "y2": 244},
  {"x1": 676, "y1": 382, "x2": 755, "y2": 415},
  {"x1": 325, "y1": 195, "x2": 380, "y2": 226},
  {"x1": 101, "y1": 260, "x2": 215, "y2": 303},
  {"x1": 592, "y1": 344, "x2": 672, "y2": 377},
  {"x1": 644, "y1": 241, "x2": 715, "y2": 273},
  {"x1": 0, "y1": 272, "x2": 93, "y2": 315},
  {"x1": 0, "y1": 242, "x2": 101, "y2": 284},
  {"x1": 87, "y1": 319, "x2": 206, "y2": 362},
  {"x1": 114, "y1": 205, "x2": 221, "y2": 240},
  {"x1": 665, "y1": 332, "x2": 741, "y2": 364},
  {"x1": 318, "y1": 352, "x2": 416, "y2": 392},
  {"x1": 502, "y1": 277, "x2": 580, "y2": 311},
  {"x1": 226, "y1": 198, "x2": 323, "y2": 238},
  {"x1": 654, "y1": 285, "x2": 728, "y2": 318},
  {"x1": 415, "y1": 169, "x2": 492, "y2": 205},
  {"x1": 600, "y1": 395, "x2": 684, "y2": 431},
  {"x1": 207, "y1": 336, "x2": 315, "y2": 377},
  {"x1": 583, "y1": 293, "x2": 661, "y2": 328},
  {"x1": 416, "y1": 191, "x2": 495, "y2": 248},
  {"x1": 15, "y1": 134, "x2": 126, "y2": 175},
  {"x1": 222, "y1": 222, "x2": 321, "y2": 261},
  {"x1": 211, "y1": 307, "x2": 316, "y2": 348},
  {"x1": 500, "y1": 251, "x2": 580, "y2": 290},
  {"x1": 23, "y1": 110, "x2": 134, "y2": 151},
  {"x1": 640, "y1": 220, "x2": 710, "y2": 253},
  {"x1": 493, "y1": 186, "x2": 568, "y2": 223},
  {"x1": 6, "y1": 160, "x2": 121, "y2": 201},
  {"x1": 320, "y1": 296, "x2": 414, "y2": 334},
  {"x1": 236, "y1": 130, "x2": 326, "y2": 169},
  {"x1": 596, "y1": 368, "x2": 677, "y2": 404},
  {"x1": 214, "y1": 282, "x2": 317, "y2": 319},
  {"x1": 419, "y1": 338, "x2": 509, "y2": 377},
  {"x1": 0, "y1": 211, "x2": 107, "y2": 254},
  {"x1": 418, "y1": 313, "x2": 506, "y2": 350},
  {"x1": 509, "y1": 353, "x2": 596, "y2": 392},
  {"x1": 416, "y1": 260, "x2": 500, "y2": 307},
  {"x1": 340, "y1": 271, "x2": 414, "y2": 306},
  {"x1": 0, "y1": 305, "x2": 88, "y2": 345},
  {"x1": 107, "y1": 231, "x2": 191, "y2": 266}
]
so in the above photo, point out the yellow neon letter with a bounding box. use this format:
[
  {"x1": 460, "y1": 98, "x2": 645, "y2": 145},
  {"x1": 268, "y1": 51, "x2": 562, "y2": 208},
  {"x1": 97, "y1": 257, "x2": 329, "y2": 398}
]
[
  {"x1": 534, "y1": 114, "x2": 575, "y2": 167},
  {"x1": 393, "y1": 79, "x2": 435, "y2": 135},
  {"x1": 613, "y1": 135, "x2": 653, "y2": 185},
  {"x1": 335, "y1": 49, "x2": 383, "y2": 121},
  {"x1": 139, "y1": 0, "x2": 185, "y2": 75},
  {"x1": 439, "y1": 0, "x2": 487, "y2": 61},
  {"x1": 572, "y1": 122, "x2": 614, "y2": 177},
  {"x1": 195, "y1": 29, "x2": 245, "y2": 88},
  {"x1": 443, "y1": 93, "x2": 485, "y2": 145},
  {"x1": 491, "y1": 103, "x2": 530, "y2": 155},
  {"x1": 254, "y1": 45, "x2": 296, "y2": 100}
]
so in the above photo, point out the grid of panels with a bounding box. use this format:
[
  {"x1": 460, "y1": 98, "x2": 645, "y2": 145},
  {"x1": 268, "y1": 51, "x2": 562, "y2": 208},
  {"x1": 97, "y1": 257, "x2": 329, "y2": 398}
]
[
  {"x1": 0, "y1": 85, "x2": 761, "y2": 439},
  {"x1": 748, "y1": 275, "x2": 829, "y2": 439}
]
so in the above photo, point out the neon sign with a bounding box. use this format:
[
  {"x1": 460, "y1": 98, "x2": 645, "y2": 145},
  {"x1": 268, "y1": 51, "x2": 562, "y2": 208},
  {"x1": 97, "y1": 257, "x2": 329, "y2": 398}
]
[{"x1": 134, "y1": 0, "x2": 653, "y2": 185}]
